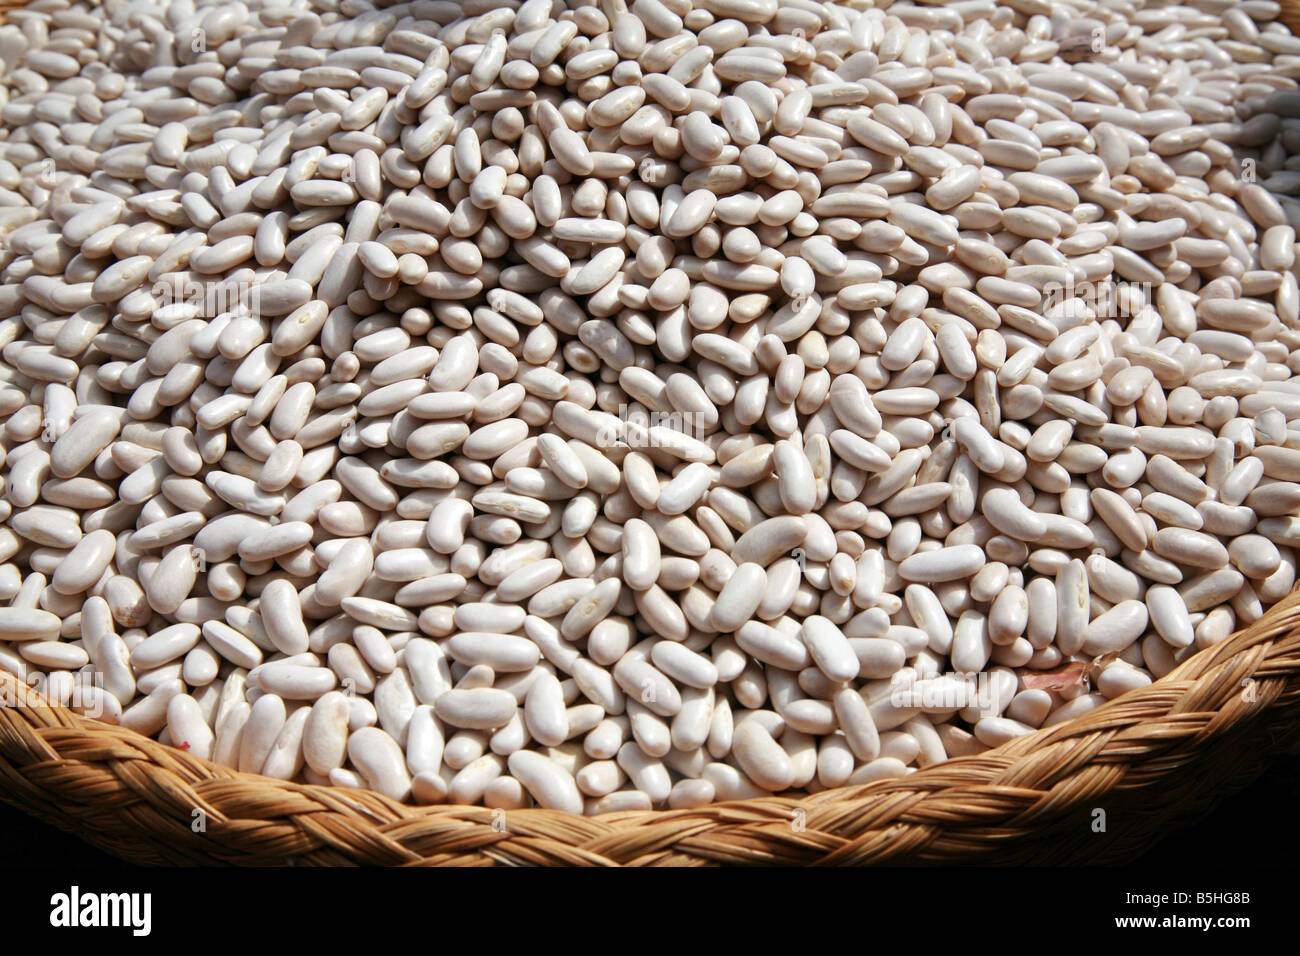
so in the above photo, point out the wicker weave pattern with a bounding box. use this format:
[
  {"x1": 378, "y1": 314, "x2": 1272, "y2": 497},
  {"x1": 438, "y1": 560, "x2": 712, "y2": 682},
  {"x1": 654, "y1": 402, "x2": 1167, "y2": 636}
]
[
  {"x1": 2, "y1": 587, "x2": 1299, "y2": 865},
  {"x1": 2, "y1": 1, "x2": 1300, "y2": 866}
]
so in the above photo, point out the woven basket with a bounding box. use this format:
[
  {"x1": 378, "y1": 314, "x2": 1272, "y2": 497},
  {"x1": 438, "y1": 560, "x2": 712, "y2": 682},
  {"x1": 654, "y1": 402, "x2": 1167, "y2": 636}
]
[{"x1": 4, "y1": 2, "x2": 1300, "y2": 867}]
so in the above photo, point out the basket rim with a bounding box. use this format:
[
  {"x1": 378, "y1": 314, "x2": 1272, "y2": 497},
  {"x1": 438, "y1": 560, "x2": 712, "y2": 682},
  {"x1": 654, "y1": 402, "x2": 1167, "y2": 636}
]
[{"x1": 3, "y1": 583, "x2": 1300, "y2": 865}]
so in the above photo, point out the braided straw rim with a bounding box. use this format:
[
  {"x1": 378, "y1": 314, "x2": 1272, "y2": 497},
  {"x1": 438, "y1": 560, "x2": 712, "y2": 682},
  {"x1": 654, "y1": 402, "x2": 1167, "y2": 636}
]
[
  {"x1": 2, "y1": 3, "x2": 1300, "y2": 866},
  {"x1": 2, "y1": 587, "x2": 1299, "y2": 866}
]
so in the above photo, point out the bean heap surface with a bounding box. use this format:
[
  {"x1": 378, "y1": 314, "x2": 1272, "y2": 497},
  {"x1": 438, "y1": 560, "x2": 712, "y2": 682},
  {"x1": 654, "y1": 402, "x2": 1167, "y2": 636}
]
[{"x1": 1, "y1": 0, "x2": 1300, "y2": 813}]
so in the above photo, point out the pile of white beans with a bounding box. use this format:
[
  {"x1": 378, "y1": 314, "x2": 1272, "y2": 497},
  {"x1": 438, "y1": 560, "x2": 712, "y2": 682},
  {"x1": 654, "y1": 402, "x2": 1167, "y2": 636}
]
[{"x1": 1, "y1": 0, "x2": 1299, "y2": 814}]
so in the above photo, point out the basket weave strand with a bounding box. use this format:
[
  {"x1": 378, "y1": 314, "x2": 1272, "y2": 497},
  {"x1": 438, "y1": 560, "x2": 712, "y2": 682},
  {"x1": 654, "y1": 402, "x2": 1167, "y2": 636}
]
[{"x1": 2, "y1": 1, "x2": 1300, "y2": 865}]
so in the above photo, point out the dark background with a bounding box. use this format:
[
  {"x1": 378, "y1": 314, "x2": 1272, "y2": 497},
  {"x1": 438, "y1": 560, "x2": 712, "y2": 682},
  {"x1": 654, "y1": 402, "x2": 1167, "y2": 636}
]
[{"x1": 4, "y1": 752, "x2": 1298, "y2": 867}]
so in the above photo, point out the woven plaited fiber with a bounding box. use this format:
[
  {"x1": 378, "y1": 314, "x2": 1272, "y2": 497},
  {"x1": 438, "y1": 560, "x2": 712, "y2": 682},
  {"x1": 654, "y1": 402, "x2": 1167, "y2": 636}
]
[
  {"x1": 2, "y1": 588, "x2": 1300, "y2": 866},
  {"x1": 2, "y1": 3, "x2": 1300, "y2": 866}
]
